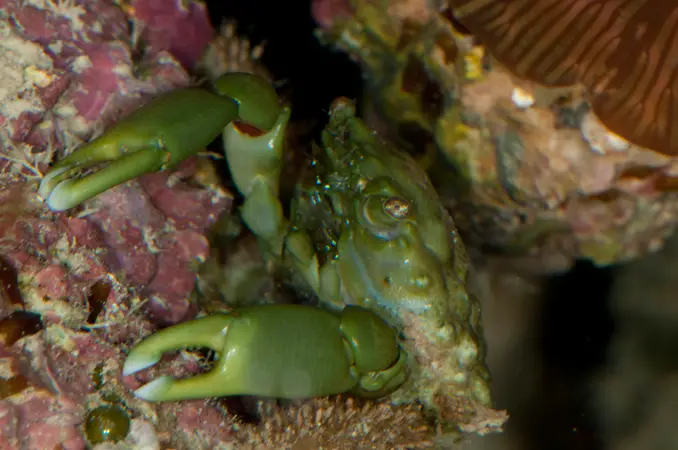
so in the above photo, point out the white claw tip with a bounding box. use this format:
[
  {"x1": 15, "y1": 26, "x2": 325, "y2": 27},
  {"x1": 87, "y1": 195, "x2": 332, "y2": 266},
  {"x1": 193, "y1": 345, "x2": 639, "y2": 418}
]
[
  {"x1": 511, "y1": 87, "x2": 535, "y2": 109},
  {"x1": 38, "y1": 167, "x2": 69, "y2": 199},
  {"x1": 44, "y1": 180, "x2": 77, "y2": 212},
  {"x1": 122, "y1": 354, "x2": 161, "y2": 376},
  {"x1": 133, "y1": 376, "x2": 173, "y2": 401}
]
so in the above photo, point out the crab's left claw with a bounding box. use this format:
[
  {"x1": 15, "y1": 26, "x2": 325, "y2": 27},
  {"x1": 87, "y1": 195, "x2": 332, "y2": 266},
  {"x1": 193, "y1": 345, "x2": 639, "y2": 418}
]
[
  {"x1": 39, "y1": 73, "x2": 282, "y2": 211},
  {"x1": 122, "y1": 314, "x2": 235, "y2": 402},
  {"x1": 122, "y1": 305, "x2": 408, "y2": 403}
]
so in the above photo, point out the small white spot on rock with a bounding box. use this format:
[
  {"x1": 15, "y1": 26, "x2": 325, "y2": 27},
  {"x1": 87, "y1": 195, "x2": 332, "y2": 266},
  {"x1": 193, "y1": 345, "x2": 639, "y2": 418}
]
[
  {"x1": 70, "y1": 55, "x2": 92, "y2": 73},
  {"x1": 25, "y1": 65, "x2": 55, "y2": 88},
  {"x1": 606, "y1": 130, "x2": 630, "y2": 152},
  {"x1": 581, "y1": 112, "x2": 630, "y2": 154},
  {"x1": 511, "y1": 86, "x2": 535, "y2": 109}
]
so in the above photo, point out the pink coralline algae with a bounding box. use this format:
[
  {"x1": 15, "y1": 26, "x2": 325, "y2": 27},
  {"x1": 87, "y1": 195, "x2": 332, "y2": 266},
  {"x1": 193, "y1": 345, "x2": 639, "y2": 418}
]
[
  {"x1": 0, "y1": 0, "x2": 212, "y2": 164},
  {"x1": 127, "y1": 0, "x2": 215, "y2": 70},
  {"x1": 0, "y1": 0, "x2": 237, "y2": 448},
  {"x1": 0, "y1": 0, "x2": 230, "y2": 325},
  {"x1": 311, "y1": 0, "x2": 353, "y2": 30},
  {"x1": 84, "y1": 160, "x2": 228, "y2": 326}
]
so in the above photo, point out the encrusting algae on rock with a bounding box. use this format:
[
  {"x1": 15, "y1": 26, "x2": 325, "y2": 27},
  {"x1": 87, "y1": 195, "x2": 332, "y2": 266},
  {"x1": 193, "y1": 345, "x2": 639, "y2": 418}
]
[
  {"x1": 0, "y1": 0, "x2": 238, "y2": 447},
  {"x1": 234, "y1": 396, "x2": 435, "y2": 450},
  {"x1": 314, "y1": 0, "x2": 678, "y2": 272}
]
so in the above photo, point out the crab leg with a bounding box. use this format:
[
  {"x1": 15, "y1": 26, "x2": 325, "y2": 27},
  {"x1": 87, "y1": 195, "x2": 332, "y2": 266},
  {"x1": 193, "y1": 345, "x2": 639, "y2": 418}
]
[{"x1": 223, "y1": 106, "x2": 291, "y2": 256}]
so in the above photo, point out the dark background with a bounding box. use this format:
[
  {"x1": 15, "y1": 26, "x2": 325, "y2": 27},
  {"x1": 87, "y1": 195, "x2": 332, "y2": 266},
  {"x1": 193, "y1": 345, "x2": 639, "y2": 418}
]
[{"x1": 208, "y1": 1, "x2": 362, "y2": 121}]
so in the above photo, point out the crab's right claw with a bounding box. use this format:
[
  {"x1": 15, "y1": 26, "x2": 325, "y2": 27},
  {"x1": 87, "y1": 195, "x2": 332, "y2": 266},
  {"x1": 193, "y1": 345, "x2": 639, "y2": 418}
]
[
  {"x1": 39, "y1": 87, "x2": 241, "y2": 211},
  {"x1": 122, "y1": 315, "x2": 233, "y2": 402},
  {"x1": 39, "y1": 72, "x2": 284, "y2": 212}
]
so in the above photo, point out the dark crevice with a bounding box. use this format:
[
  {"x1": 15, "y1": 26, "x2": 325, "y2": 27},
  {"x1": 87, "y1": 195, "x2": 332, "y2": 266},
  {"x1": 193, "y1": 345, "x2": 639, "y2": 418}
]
[{"x1": 531, "y1": 260, "x2": 615, "y2": 450}]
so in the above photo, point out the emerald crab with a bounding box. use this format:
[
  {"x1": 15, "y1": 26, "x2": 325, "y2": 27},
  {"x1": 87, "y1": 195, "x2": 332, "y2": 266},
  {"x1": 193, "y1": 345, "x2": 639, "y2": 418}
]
[{"x1": 38, "y1": 73, "x2": 500, "y2": 433}]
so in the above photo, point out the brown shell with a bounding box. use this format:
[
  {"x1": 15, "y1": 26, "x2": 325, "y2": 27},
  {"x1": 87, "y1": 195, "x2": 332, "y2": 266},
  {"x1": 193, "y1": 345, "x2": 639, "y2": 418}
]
[{"x1": 448, "y1": 0, "x2": 678, "y2": 155}]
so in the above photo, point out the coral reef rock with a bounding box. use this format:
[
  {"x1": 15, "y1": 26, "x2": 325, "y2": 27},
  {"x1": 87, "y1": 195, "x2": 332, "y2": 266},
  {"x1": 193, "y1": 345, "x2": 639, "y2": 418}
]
[{"x1": 315, "y1": 0, "x2": 678, "y2": 272}]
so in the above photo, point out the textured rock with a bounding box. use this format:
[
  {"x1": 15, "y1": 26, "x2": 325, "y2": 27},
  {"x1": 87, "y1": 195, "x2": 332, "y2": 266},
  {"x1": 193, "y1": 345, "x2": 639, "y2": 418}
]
[
  {"x1": 0, "y1": 1, "x2": 237, "y2": 447},
  {"x1": 315, "y1": 0, "x2": 678, "y2": 271}
]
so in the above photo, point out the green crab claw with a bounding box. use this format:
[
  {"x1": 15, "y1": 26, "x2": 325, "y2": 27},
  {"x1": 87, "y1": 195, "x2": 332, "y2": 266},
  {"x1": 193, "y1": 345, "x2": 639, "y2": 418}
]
[
  {"x1": 39, "y1": 73, "x2": 282, "y2": 211},
  {"x1": 38, "y1": 146, "x2": 172, "y2": 211},
  {"x1": 122, "y1": 305, "x2": 408, "y2": 402},
  {"x1": 122, "y1": 314, "x2": 234, "y2": 401}
]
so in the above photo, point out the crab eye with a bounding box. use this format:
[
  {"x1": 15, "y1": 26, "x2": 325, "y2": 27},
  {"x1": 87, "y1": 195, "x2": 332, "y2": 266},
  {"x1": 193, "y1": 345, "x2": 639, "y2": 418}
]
[
  {"x1": 360, "y1": 195, "x2": 411, "y2": 239},
  {"x1": 383, "y1": 196, "x2": 410, "y2": 219}
]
